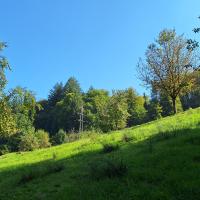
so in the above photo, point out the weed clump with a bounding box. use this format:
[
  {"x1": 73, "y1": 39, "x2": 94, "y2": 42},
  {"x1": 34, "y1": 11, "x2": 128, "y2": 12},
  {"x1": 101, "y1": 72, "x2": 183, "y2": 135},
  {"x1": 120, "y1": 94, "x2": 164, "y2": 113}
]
[
  {"x1": 18, "y1": 162, "x2": 65, "y2": 185},
  {"x1": 19, "y1": 170, "x2": 38, "y2": 184},
  {"x1": 101, "y1": 143, "x2": 119, "y2": 154},
  {"x1": 89, "y1": 159, "x2": 127, "y2": 180},
  {"x1": 121, "y1": 134, "x2": 134, "y2": 143}
]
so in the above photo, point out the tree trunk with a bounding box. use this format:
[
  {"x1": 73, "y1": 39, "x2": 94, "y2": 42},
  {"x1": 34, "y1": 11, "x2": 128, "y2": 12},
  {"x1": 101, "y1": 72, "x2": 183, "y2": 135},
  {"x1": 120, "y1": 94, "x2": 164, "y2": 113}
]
[{"x1": 172, "y1": 97, "x2": 177, "y2": 114}]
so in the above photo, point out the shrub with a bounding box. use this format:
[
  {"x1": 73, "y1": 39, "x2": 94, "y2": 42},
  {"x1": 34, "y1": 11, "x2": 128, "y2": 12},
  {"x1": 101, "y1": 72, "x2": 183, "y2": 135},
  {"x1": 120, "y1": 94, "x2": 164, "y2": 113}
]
[
  {"x1": 35, "y1": 130, "x2": 51, "y2": 148},
  {"x1": 52, "y1": 129, "x2": 66, "y2": 145},
  {"x1": 101, "y1": 143, "x2": 119, "y2": 154},
  {"x1": 8, "y1": 132, "x2": 23, "y2": 152},
  {"x1": 18, "y1": 132, "x2": 39, "y2": 151},
  {"x1": 89, "y1": 159, "x2": 127, "y2": 180},
  {"x1": 0, "y1": 144, "x2": 10, "y2": 156}
]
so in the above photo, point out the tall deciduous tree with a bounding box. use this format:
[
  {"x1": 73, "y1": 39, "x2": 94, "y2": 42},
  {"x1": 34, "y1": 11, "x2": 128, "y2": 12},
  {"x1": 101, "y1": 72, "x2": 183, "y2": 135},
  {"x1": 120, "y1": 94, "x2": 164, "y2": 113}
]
[
  {"x1": 0, "y1": 42, "x2": 16, "y2": 138},
  {"x1": 0, "y1": 42, "x2": 10, "y2": 94},
  {"x1": 138, "y1": 29, "x2": 200, "y2": 114},
  {"x1": 107, "y1": 91, "x2": 130, "y2": 131},
  {"x1": 8, "y1": 87, "x2": 39, "y2": 133},
  {"x1": 125, "y1": 88, "x2": 147, "y2": 126}
]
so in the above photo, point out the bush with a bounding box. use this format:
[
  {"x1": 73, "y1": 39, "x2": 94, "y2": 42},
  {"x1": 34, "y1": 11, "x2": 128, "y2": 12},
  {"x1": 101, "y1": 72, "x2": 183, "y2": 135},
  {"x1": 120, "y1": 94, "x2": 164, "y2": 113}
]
[
  {"x1": 35, "y1": 130, "x2": 51, "y2": 148},
  {"x1": 52, "y1": 129, "x2": 66, "y2": 145},
  {"x1": 19, "y1": 132, "x2": 39, "y2": 151},
  {"x1": 8, "y1": 132, "x2": 23, "y2": 152},
  {"x1": 0, "y1": 144, "x2": 10, "y2": 156}
]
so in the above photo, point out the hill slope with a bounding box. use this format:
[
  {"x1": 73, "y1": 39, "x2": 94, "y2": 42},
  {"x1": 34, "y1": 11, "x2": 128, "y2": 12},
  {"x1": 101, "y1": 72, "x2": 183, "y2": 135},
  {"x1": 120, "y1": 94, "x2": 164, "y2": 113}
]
[{"x1": 0, "y1": 108, "x2": 200, "y2": 200}]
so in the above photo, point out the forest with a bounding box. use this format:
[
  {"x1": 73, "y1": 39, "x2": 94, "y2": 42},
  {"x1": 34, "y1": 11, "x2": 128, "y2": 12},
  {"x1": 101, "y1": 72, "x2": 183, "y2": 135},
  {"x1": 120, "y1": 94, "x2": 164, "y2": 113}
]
[{"x1": 0, "y1": 28, "x2": 200, "y2": 155}]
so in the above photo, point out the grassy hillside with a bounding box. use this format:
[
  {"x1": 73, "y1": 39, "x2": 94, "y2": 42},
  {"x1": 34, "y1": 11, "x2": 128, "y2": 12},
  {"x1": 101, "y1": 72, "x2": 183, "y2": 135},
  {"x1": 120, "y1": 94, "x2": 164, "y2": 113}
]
[{"x1": 0, "y1": 108, "x2": 200, "y2": 200}]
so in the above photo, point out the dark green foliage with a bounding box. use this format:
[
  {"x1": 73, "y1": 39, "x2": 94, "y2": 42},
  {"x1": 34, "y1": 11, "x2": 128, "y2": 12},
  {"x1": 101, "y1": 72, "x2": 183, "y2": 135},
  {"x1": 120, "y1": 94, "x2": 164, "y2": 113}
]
[
  {"x1": 8, "y1": 132, "x2": 24, "y2": 152},
  {"x1": 55, "y1": 93, "x2": 83, "y2": 132},
  {"x1": 89, "y1": 159, "x2": 127, "y2": 180},
  {"x1": 48, "y1": 82, "x2": 64, "y2": 107},
  {"x1": 33, "y1": 75, "x2": 198, "y2": 136},
  {"x1": 147, "y1": 99, "x2": 162, "y2": 120},
  {"x1": 101, "y1": 143, "x2": 119, "y2": 154},
  {"x1": 34, "y1": 100, "x2": 49, "y2": 131},
  {"x1": 34, "y1": 78, "x2": 83, "y2": 134},
  {"x1": 52, "y1": 129, "x2": 66, "y2": 145},
  {"x1": 0, "y1": 144, "x2": 9, "y2": 155}
]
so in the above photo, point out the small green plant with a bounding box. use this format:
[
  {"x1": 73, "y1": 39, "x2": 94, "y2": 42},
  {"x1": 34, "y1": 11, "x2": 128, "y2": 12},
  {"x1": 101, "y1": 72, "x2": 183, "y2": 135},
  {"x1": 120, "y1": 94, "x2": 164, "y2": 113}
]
[
  {"x1": 89, "y1": 159, "x2": 127, "y2": 180},
  {"x1": 101, "y1": 143, "x2": 119, "y2": 154},
  {"x1": 52, "y1": 152, "x2": 57, "y2": 160},
  {"x1": 19, "y1": 170, "x2": 38, "y2": 185},
  {"x1": 46, "y1": 163, "x2": 65, "y2": 174}
]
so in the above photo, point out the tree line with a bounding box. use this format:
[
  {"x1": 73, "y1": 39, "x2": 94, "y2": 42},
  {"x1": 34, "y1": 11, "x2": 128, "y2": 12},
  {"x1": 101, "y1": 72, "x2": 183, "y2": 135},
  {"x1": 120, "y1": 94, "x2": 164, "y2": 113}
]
[{"x1": 0, "y1": 28, "x2": 199, "y2": 155}]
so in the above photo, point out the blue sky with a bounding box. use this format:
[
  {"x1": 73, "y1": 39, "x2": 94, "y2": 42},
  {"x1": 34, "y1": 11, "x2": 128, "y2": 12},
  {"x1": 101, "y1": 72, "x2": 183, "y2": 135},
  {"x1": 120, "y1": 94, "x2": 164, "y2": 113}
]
[{"x1": 0, "y1": 0, "x2": 200, "y2": 99}]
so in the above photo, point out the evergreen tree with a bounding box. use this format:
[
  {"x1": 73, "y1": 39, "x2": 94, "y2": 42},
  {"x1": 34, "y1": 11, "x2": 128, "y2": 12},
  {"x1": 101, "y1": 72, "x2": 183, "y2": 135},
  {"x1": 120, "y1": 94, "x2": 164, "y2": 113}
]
[
  {"x1": 48, "y1": 82, "x2": 64, "y2": 107},
  {"x1": 0, "y1": 42, "x2": 16, "y2": 138},
  {"x1": 63, "y1": 77, "x2": 82, "y2": 95}
]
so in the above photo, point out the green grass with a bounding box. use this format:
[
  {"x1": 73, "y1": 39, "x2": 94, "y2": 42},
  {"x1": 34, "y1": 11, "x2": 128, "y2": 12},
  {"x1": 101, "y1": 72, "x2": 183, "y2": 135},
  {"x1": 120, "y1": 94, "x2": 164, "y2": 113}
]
[{"x1": 0, "y1": 108, "x2": 200, "y2": 200}]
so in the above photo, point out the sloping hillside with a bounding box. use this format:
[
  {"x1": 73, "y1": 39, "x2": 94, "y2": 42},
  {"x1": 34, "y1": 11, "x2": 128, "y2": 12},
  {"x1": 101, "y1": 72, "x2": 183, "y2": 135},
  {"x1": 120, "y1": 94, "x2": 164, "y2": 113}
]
[{"x1": 0, "y1": 108, "x2": 200, "y2": 200}]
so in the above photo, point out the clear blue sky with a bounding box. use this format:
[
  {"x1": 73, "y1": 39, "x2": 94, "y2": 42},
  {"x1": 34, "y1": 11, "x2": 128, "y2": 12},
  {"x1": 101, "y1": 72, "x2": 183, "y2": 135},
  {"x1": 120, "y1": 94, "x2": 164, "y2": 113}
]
[{"x1": 0, "y1": 0, "x2": 200, "y2": 99}]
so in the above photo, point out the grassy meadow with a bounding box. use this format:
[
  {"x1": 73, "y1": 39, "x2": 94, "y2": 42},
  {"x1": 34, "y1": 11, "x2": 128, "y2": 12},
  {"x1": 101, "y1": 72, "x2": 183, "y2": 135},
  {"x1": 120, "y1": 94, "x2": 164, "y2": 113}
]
[{"x1": 0, "y1": 108, "x2": 200, "y2": 200}]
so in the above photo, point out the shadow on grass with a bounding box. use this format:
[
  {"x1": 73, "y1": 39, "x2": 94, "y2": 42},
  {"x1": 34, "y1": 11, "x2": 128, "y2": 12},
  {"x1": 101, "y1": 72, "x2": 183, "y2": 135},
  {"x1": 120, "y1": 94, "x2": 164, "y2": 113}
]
[{"x1": 0, "y1": 127, "x2": 200, "y2": 200}]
